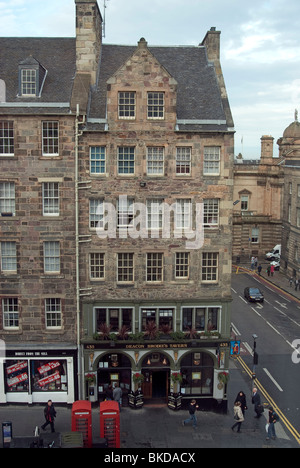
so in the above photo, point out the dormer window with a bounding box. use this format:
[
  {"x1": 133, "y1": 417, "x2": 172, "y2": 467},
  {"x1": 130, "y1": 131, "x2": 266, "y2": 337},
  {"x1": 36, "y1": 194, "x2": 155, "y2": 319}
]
[{"x1": 18, "y1": 56, "x2": 47, "y2": 97}]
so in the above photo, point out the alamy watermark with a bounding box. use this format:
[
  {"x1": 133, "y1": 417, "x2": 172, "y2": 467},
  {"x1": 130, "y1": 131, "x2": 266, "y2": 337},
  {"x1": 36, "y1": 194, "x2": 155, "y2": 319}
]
[
  {"x1": 292, "y1": 339, "x2": 300, "y2": 364},
  {"x1": 95, "y1": 196, "x2": 205, "y2": 250}
]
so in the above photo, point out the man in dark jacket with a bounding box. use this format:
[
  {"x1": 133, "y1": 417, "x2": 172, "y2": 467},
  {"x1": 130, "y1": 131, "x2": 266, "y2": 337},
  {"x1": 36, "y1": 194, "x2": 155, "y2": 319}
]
[
  {"x1": 41, "y1": 400, "x2": 57, "y2": 433},
  {"x1": 252, "y1": 388, "x2": 263, "y2": 418},
  {"x1": 266, "y1": 406, "x2": 279, "y2": 440},
  {"x1": 182, "y1": 399, "x2": 199, "y2": 429}
]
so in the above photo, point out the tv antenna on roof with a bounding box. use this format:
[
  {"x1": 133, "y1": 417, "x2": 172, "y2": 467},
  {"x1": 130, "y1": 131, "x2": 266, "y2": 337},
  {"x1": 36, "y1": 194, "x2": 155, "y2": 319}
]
[{"x1": 102, "y1": 0, "x2": 110, "y2": 38}]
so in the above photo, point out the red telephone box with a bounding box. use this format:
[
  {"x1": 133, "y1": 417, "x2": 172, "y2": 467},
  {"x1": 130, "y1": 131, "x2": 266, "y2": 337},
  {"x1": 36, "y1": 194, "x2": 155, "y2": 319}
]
[
  {"x1": 100, "y1": 401, "x2": 120, "y2": 448},
  {"x1": 71, "y1": 401, "x2": 92, "y2": 448}
]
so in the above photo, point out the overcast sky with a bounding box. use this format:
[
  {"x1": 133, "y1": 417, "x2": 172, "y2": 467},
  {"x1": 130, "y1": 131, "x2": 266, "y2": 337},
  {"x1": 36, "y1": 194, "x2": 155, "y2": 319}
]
[{"x1": 1, "y1": 0, "x2": 300, "y2": 159}]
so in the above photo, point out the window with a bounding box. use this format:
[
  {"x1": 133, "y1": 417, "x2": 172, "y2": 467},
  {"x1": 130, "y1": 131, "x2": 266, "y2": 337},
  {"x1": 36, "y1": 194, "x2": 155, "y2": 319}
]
[
  {"x1": 146, "y1": 253, "x2": 163, "y2": 282},
  {"x1": 118, "y1": 147, "x2": 135, "y2": 174},
  {"x1": 45, "y1": 298, "x2": 62, "y2": 329},
  {"x1": 90, "y1": 146, "x2": 106, "y2": 174},
  {"x1": 297, "y1": 209, "x2": 300, "y2": 228},
  {"x1": 89, "y1": 199, "x2": 104, "y2": 229},
  {"x1": 90, "y1": 253, "x2": 105, "y2": 280},
  {"x1": 203, "y1": 147, "x2": 220, "y2": 175},
  {"x1": 118, "y1": 92, "x2": 136, "y2": 119},
  {"x1": 204, "y1": 199, "x2": 219, "y2": 227},
  {"x1": 141, "y1": 308, "x2": 175, "y2": 332},
  {"x1": 175, "y1": 252, "x2": 190, "y2": 279},
  {"x1": 117, "y1": 253, "x2": 134, "y2": 282},
  {"x1": 0, "y1": 182, "x2": 15, "y2": 216},
  {"x1": 42, "y1": 182, "x2": 59, "y2": 216},
  {"x1": 147, "y1": 199, "x2": 163, "y2": 230},
  {"x1": 251, "y1": 227, "x2": 259, "y2": 243},
  {"x1": 117, "y1": 197, "x2": 134, "y2": 228},
  {"x1": 0, "y1": 121, "x2": 14, "y2": 156},
  {"x1": 175, "y1": 199, "x2": 192, "y2": 230},
  {"x1": 42, "y1": 121, "x2": 59, "y2": 156},
  {"x1": 176, "y1": 147, "x2": 191, "y2": 175},
  {"x1": 2, "y1": 298, "x2": 19, "y2": 329},
  {"x1": 95, "y1": 307, "x2": 133, "y2": 333},
  {"x1": 182, "y1": 306, "x2": 220, "y2": 332},
  {"x1": 180, "y1": 352, "x2": 214, "y2": 396},
  {"x1": 147, "y1": 92, "x2": 164, "y2": 119},
  {"x1": 147, "y1": 147, "x2": 164, "y2": 175},
  {"x1": 1, "y1": 242, "x2": 17, "y2": 272},
  {"x1": 241, "y1": 195, "x2": 249, "y2": 211},
  {"x1": 44, "y1": 241, "x2": 60, "y2": 273},
  {"x1": 202, "y1": 252, "x2": 218, "y2": 282},
  {"x1": 21, "y1": 69, "x2": 36, "y2": 96}
]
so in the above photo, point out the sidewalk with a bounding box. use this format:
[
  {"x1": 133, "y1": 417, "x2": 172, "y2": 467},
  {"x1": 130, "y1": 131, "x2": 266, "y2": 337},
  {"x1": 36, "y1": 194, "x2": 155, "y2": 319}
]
[{"x1": 0, "y1": 357, "x2": 298, "y2": 448}]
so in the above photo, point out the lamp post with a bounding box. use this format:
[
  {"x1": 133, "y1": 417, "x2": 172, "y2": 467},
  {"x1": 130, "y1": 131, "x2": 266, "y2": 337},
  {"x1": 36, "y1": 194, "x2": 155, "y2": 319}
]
[{"x1": 252, "y1": 334, "x2": 258, "y2": 379}]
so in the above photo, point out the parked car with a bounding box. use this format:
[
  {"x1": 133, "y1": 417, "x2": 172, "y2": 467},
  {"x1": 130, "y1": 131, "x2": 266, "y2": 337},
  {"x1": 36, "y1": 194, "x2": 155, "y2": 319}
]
[{"x1": 244, "y1": 287, "x2": 264, "y2": 303}]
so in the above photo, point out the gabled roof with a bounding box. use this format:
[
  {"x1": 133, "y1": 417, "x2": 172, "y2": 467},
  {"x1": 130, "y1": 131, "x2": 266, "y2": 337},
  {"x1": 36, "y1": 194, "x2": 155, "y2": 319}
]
[
  {"x1": 0, "y1": 37, "x2": 76, "y2": 111},
  {"x1": 88, "y1": 43, "x2": 229, "y2": 132}
]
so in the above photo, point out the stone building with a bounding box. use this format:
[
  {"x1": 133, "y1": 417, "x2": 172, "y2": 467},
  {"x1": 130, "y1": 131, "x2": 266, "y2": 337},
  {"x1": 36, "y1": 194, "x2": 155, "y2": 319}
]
[
  {"x1": 76, "y1": 1, "x2": 234, "y2": 411},
  {"x1": 0, "y1": 38, "x2": 78, "y2": 403},
  {"x1": 278, "y1": 113, "x2": 300, "y2": 278},
  {"x1": 233, "y1": 136, "x2": 283, "y2": 260},
  {"x1": 0, "y1": 0, "x2": 234, "y2": 409}
]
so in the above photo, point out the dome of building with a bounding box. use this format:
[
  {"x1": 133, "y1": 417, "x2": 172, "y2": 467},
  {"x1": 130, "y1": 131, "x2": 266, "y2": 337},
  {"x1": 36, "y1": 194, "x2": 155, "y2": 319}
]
[{"x1": 283, "y1": 110, "x2": 300, "y2": 138}]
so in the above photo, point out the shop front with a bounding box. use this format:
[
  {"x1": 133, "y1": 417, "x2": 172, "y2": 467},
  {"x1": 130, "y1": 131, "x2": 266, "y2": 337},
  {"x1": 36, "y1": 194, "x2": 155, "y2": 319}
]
[
  {"x1": 83, "y1": 339, "x2": 230, "y2": 411},
  {"x1": 0, "y1": 347, "x2": 77, "y2": 404}
]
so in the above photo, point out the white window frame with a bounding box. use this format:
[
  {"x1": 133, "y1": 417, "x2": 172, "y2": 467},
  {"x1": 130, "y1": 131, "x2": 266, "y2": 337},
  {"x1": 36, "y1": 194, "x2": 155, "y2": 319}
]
[
  {"x1": 176, "y1": 147, "x2": 191, "y2": 175},
  {"x1": 117, "y1": 253, "x2": 134, "y2": 283},
  {"x1": 147, "y1": 147, "x2": 164, "y2": 175},
  {"x1": 21, "y1": 69, "x2": 36, "y2": 96},
  {"x1": 45, "y1": 298, "x2": 62, "y2": 329},
  {"x1": 0, "y1": 241, "x2": 17, "y2": 273},
  {"x1": 118, "y1": 147, "x2": 135, "y2": 175},
  {"x1": 118, "y1": 92, "x2": 136, "y2": 119},
  {"x1": 3, "y1": 298, "x2": 19, "y2": 329},
  {"x1": 175, "y1": 199, "x2": 192, "y2": 230},
  {"x1": 146, "y1": 253, "x2": 164, "y2": 282},
  {"x1": 90, "y1": 146, "x2": 106, "y2": 175},
  {"x1": 89, "y1": 199, "x2": 104, "y2": 229},
  {"x1": 203, "y1": 147, "x2": 220, "y2": 176},
  {"x1": 201, "y1": 252, "x2": 218, "y2": 283},
  {"x1": 90, "y1": 252, "x2": 105, "y2": 280},
  {"x1": 0, "y1": 121, "x2": 14, "y2": 156},
  {"x1": 42, "y1": 121, "x2": 59, "y2": 156},
  {"x1": 204, "y1": 199, "x2": 219, "y2": 227},
  {"x1": 44, "y1": 241, "x2": 60, "y2": 273},
  {"x1": 42, "y1": 182, "x2": 59, "y2": 216},
  {"x1": 147, "y1": 92, "x2": 164, "y2": 119},
  {"x1": 0, "y1": 182, "x2": 15, "y2": 216}
]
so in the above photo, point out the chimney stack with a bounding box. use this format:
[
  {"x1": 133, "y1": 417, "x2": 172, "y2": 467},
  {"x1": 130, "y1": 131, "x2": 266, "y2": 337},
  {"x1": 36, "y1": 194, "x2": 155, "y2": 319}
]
[{"x1": 75, "y1": 0, "x2": 102, "y2": 86}]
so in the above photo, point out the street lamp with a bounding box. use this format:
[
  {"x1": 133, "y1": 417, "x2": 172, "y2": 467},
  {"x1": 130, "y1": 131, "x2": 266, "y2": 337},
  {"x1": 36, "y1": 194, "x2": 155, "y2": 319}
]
[{"x1": 252, "y1": 334, "x2": 258, "y2": 379}]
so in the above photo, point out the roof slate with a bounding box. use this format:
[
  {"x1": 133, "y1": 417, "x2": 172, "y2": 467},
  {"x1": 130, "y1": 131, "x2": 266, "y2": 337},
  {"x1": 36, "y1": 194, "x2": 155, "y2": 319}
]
[
  {"x1": 89, "y1": 43, "x2": 227, "y2": 127},
  {"x1": 0, "y1": 37, "x2": 76, "y2": 105}
]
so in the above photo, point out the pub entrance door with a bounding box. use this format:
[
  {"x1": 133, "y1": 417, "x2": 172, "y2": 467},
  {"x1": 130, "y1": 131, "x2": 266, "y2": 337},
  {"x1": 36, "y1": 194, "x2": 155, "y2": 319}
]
[{"x1": 141, "y1": 353, "x2": 170, "y2": 403}]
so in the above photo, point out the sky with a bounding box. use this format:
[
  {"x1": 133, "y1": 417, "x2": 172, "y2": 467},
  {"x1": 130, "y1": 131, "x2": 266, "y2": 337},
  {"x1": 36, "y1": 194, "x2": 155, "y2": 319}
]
[{"x1": 1, "y1": 0, "x2": 300, "y2": 159}]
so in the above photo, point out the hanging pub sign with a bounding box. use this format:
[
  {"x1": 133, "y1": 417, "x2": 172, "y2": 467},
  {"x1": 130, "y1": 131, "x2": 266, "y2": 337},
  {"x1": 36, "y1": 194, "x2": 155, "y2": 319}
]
[{"x1": 230, "y1": 340, "x2": 241, "y2": 356}]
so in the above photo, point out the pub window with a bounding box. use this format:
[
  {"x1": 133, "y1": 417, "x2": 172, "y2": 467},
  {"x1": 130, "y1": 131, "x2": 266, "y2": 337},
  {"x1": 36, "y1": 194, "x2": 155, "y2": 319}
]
[
  {"x1": 95, "y1": 307, "x2": 133, "y2": 333},
  {"x1": 182, "y1": 306, "x2": 220, "y2": 333},
  {"x1": 180, "y1": 352, "x2": 214, "y2": 396}
]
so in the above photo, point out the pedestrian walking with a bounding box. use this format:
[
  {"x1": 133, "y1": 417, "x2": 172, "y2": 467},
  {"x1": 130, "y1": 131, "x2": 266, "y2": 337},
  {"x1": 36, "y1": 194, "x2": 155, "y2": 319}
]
[
  {"x1": 270, "y1": 264, "x2": 275, "y2": 277},
  {"x1": 235, "y1": 391, "x2": 247, "y2": 415},
  {"x1": 113, "y1": 383, "x2": 123, "y2": 411},
  {"x1": 182, "y1": 399, "x2": 199, "y2": 429},
  {"x1": 231, "y1": 401, "x2": 244, "y2": 433},
  {"x1": 267, "y1": 265, "x2": 271, "y2": 277},
  {"x1": 289, "y1": 277, "x2": 293, "y2": 288},
  {"x1": 266, "y1": 406, "x2": 279, "y2": 441},
  {"x1": 105, "y1": 383, "x2": 113, "y2": 401},
  {"x1": 257, "y1": 264, "x2": 262, "y2": 276},
  {"x1": 252, "y1": 388, "x2": 263, "y2": 418},
  {"x1": 41, "y1": 400, "x2": 56, "y2": 433},
  {"x1": 295, "y1": 278, "x2": 299, "y2": 291}
]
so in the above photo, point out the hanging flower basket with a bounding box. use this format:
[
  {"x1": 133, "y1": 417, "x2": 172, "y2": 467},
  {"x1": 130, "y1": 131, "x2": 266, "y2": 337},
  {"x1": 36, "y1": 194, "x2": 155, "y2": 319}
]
[
  {"x1": 133, "y1": 372, "x2": 145, "y2": 385},
  {"x1": 218, "y1": 372, "x2": 230, "y2": 385},
  {"x1": 85, "y1": 373, "x2": 96, "y2": 385},
  {"x1": 171, "y1": 372, "x2": 183, "y2": 384}
]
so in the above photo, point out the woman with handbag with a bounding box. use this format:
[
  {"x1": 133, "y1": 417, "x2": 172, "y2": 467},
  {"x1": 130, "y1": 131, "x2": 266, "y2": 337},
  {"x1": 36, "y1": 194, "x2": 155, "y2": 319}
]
[{"x1": 231, "y1": 401, "x2": 244, "y2": 433}]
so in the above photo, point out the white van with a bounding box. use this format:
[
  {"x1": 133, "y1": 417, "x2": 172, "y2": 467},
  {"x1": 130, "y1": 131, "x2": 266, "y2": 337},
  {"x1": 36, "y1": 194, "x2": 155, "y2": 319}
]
[{"x1": 265, "y1": 244, "x2": 281, "y2": 260}]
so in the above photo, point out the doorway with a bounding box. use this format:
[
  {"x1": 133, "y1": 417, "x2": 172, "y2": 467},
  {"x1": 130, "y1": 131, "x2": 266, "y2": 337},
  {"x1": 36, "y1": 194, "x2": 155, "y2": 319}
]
[{"x1": 142, "y1": 370, "x2": 169, "y2": 401}]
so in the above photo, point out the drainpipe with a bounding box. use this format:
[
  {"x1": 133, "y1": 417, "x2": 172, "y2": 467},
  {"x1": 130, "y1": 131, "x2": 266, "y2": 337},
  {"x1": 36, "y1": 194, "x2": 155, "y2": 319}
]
[{"x1": 75, "y1": 104, "x2": 85, "y2": 400}]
